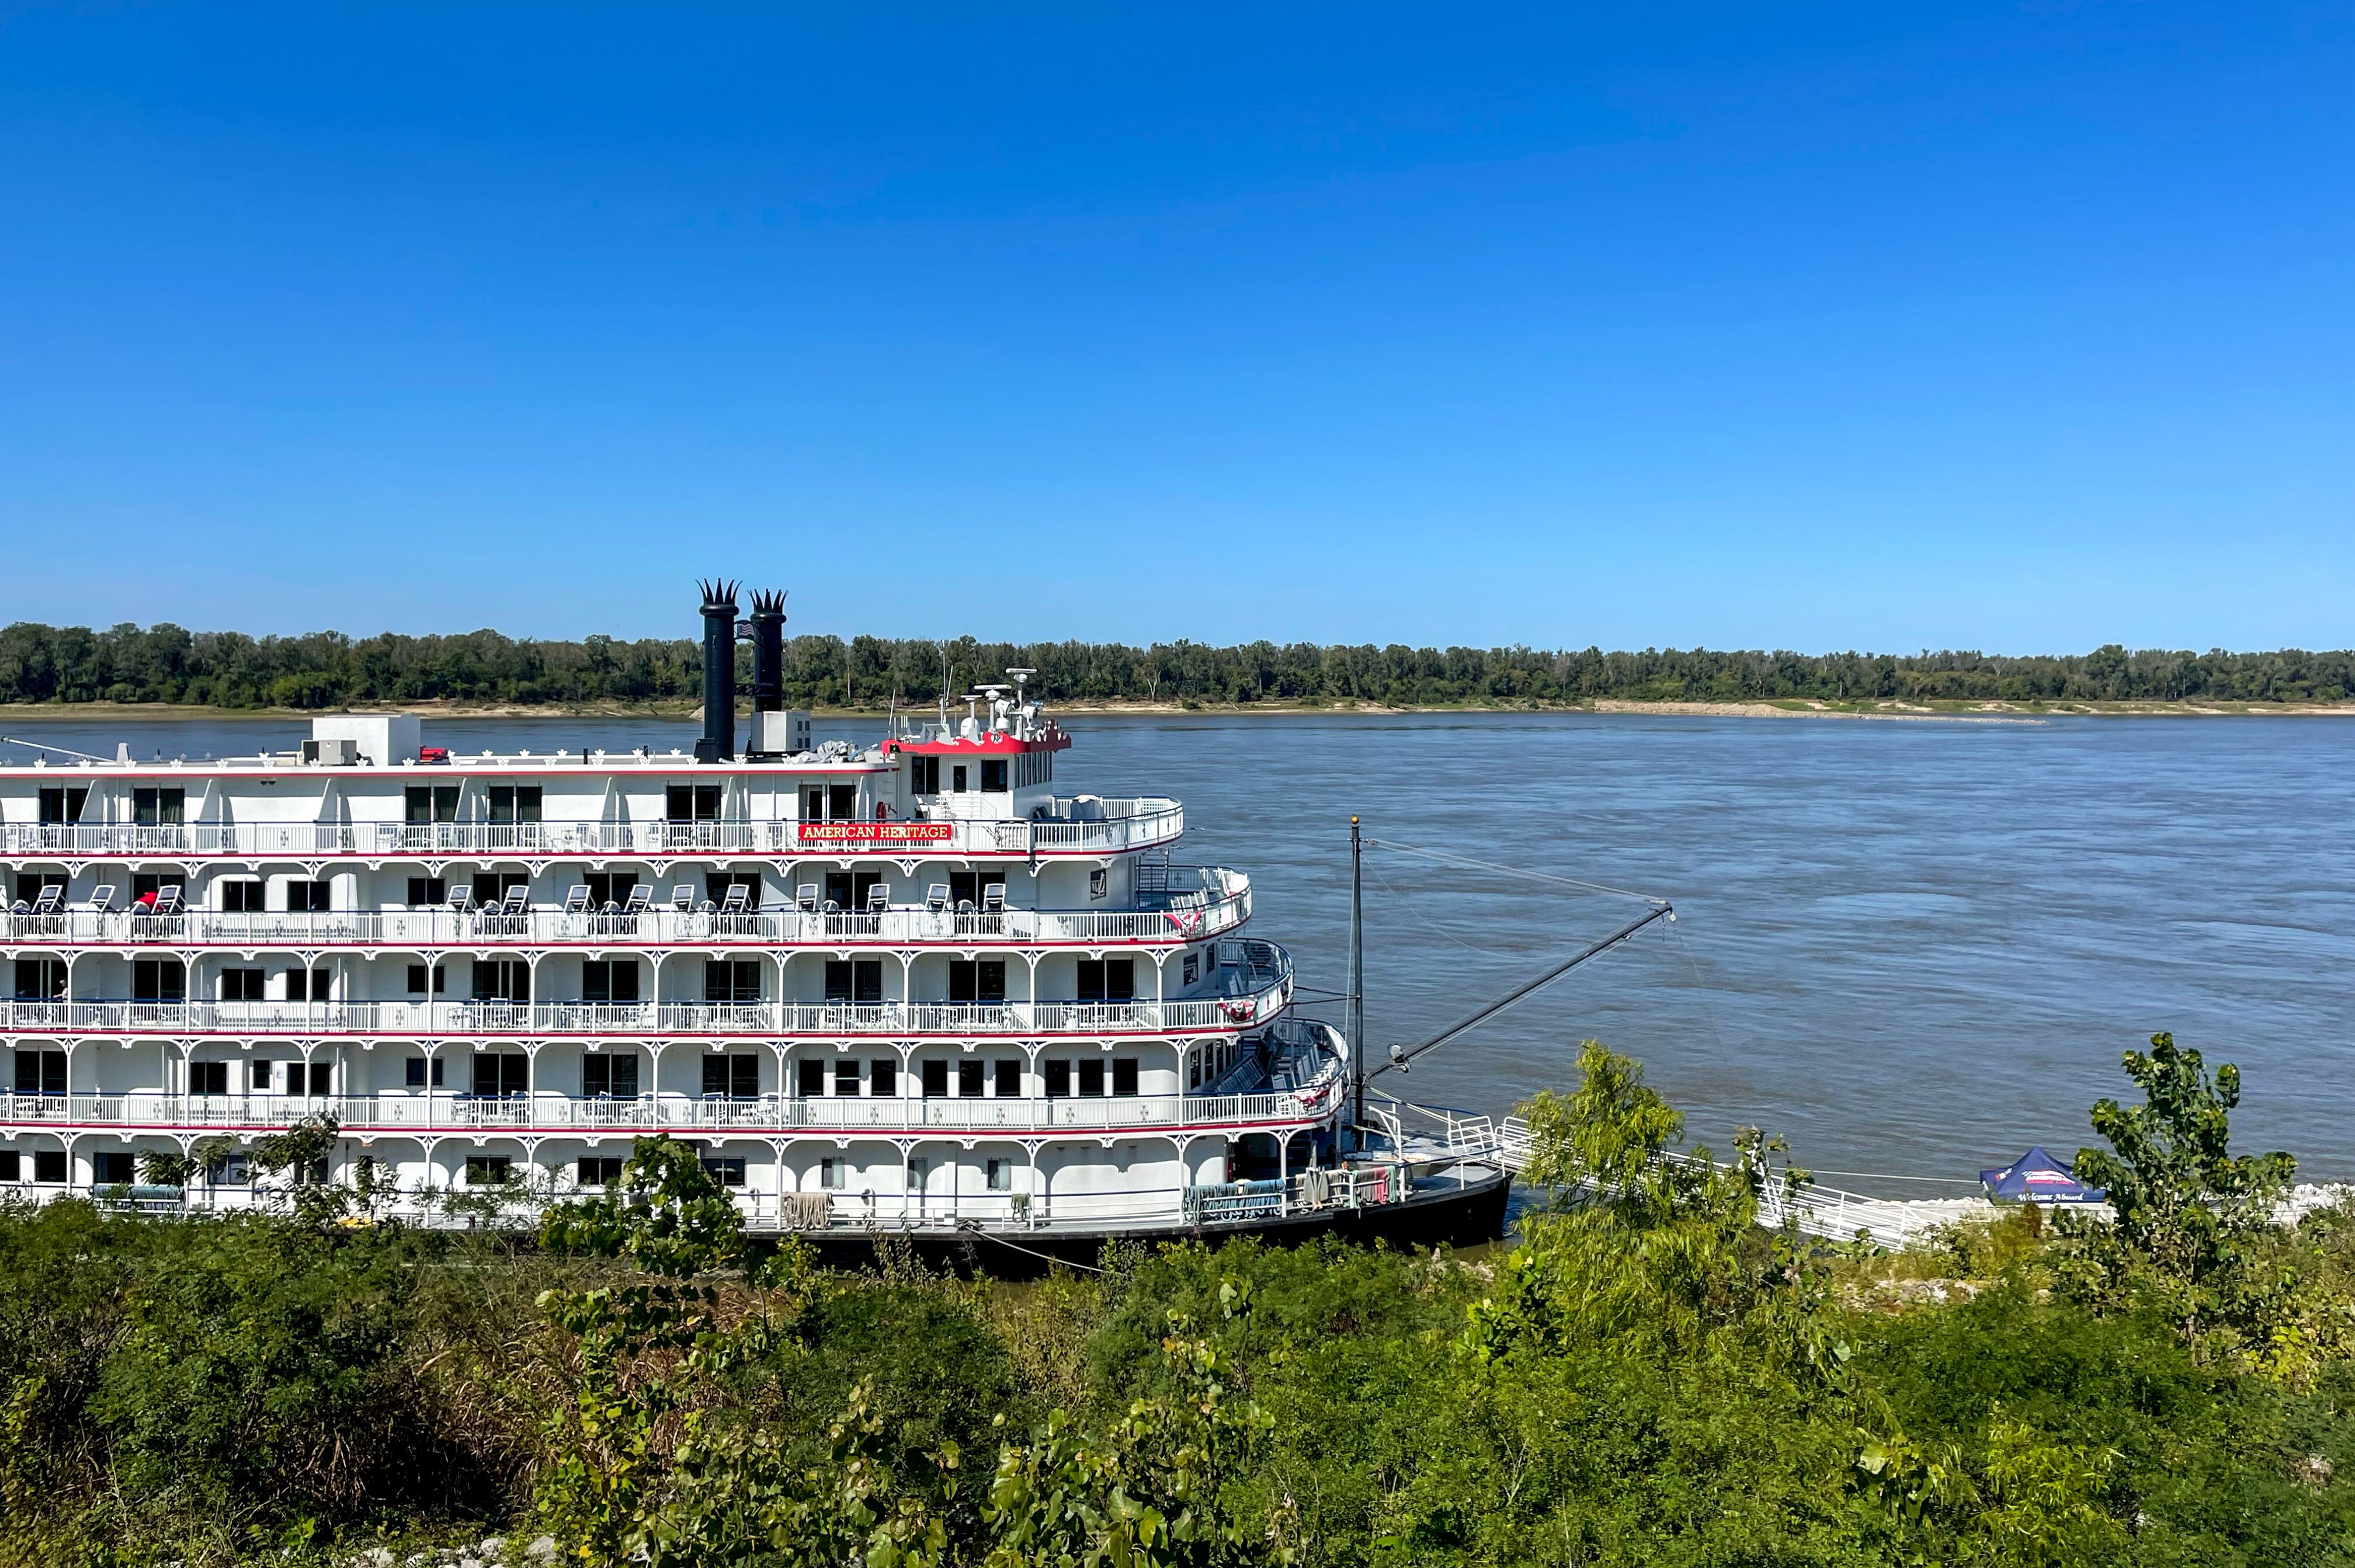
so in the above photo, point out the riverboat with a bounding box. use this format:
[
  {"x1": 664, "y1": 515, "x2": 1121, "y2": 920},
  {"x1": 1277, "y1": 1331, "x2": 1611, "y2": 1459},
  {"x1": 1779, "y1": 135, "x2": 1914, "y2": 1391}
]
[{"x1": 0, "y1": 584, "x2": 1508, "y2": 1270}]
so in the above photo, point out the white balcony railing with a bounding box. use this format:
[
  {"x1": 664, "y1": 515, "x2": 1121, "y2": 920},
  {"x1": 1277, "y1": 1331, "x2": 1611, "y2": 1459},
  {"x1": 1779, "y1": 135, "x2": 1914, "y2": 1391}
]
[
  {"x1": 0, "y1": 943, "x2": 1295, "y2": 1038},
  {"x1": 0, "y1": 869, "x2": 1249, "y2": 950},
  {"x1": 0, "y1": 1079, "x2": 1343, "y2": 1139},
  {"x1": 0, "y1": 800, "x2": 1183, "y2": 861}
]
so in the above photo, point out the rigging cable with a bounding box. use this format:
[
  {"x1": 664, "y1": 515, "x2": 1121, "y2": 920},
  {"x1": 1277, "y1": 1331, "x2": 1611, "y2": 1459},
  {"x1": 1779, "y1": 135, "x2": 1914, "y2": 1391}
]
[{"x1": 1363, "y1": 838, "x2": 1665, "y2": 906}]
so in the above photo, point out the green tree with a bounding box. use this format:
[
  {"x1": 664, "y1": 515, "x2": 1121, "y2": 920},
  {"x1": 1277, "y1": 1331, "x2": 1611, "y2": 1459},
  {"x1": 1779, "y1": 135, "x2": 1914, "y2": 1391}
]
[{"x1": 2063, "y1": 1032, "x2": 2297, "y2": 1358}]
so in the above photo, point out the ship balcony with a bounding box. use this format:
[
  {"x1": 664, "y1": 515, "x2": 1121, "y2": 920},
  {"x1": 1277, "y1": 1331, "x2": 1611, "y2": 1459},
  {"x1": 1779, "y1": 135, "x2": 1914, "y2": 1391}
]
[
  {"x1": 0, "y1": 1025, "x2": 1345, "y2": 1138},
  {"x1": 0, "y1": 868, "x2": 1250, "y2": 950},
  {"x1": 0, "y1": 944, "x2": 1294, "y2": 1038},
  {"x1": 0, "y1": 798, "x2": 1183, "y2": 861}
]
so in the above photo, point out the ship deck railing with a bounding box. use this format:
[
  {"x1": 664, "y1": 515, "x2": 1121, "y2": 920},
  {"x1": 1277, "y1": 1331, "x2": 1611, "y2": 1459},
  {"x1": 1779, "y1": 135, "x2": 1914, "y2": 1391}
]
[
  {"x1": 67, "y1": 1160, "x2": 1446, "y2": 1236},
  {"x1": 0, "y1": 801, "x2": 1184, "y2": 860},
  {"x1": 0, "y1": 947, "x2": 1293, "y2": 1038},
  {"x1": 0, "y1": 868, "x2": 1249, "y2": 949},
  {"x1": 0, "y1": 1080, "x2": 1345, "y2": 1136}
]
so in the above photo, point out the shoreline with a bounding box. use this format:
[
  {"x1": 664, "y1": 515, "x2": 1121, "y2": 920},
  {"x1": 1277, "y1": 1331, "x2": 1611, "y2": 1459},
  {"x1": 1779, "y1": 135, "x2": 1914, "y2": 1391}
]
[{"x1": 4, "y1": 696, "x2": 2355, "y2": 724}]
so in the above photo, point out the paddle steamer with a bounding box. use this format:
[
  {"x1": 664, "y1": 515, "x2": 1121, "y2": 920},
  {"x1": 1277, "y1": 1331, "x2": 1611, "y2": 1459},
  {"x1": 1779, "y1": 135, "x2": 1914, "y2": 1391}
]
[{"x1": 0, "y1": 584, "x2": 1506, "y2": 1267}]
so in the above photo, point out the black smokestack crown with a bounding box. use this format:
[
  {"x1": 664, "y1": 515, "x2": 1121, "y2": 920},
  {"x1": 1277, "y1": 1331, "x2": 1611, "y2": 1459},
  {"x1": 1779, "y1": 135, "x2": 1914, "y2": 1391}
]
[
  {"x1": 749, "y1": 589, "x2": 787, "y2": 715},
  {"x1": 694, "y1": 578, "x2": 741, "y2": 763}
]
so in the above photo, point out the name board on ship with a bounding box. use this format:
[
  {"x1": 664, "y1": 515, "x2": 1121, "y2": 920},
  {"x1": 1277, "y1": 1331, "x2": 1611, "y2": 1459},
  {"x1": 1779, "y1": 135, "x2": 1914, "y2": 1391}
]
[{"x1": 797, "y1": 821, "x2": 954, "y2": 844}]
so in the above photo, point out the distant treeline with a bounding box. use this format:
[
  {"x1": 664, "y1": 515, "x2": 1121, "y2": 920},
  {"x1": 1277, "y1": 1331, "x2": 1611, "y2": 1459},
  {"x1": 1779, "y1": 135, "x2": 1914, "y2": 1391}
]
[{"x1": 1, "y1": 619, "x2": 2350, "y2": 708}]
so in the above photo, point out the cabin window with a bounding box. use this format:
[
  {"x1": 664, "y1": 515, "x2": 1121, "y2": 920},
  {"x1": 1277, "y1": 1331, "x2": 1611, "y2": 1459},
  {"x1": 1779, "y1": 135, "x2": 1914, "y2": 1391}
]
[
  {"x1": 828, "y1": 784, "x2": 857, "y2": 819},
  {"x1": 821, "y1": 959, "x2": 881, "y2": 1004},
  {"x1": 1089, "y1": 868, "x2": 1107, "y2": 901},
  {"x1": 14, "y1": 959, "x2": 65, "y2": 1002},
  {"x1": 1183, "y1": 954, "x2": 1200, "y2": 986},
  {"x1": 980, "y1": 759, "x2": 1008, "y2": 792},
  {"x1": 471, "y1": 871, "x2": 526, "y2": 908},
  {"x1": 406, "y1": 963, "x2": 447, "y2": 996},
  {"x1": 700, "y1": 1157, "x2": 746, "y2": 1188},
  {"x1": 405, "y1": 785, "x2": 460, "y2": 823},
  {"x1": 135, "y1": 959, "x2": 186, "y2": 1003},
  {"x1": 404, "y1": 1056, "x2": 444, "y2": 1089},
  {"x1": 822, "y1": 870, "x2": 883, "y2": 910},
  {"x1": 578, "y1": 1157, "x2": 624, "y2": 1186},
  {"x1": 487, "y1": 785, "x2": 541, "y2": 823},
  {"x1": 472, "y1": 1052, "x2": 529, "y2": 1098},
  {"x1": 1078, "y1": 1059, "x2": 1106, "y2": 1097},
  {"x1": 471, "y1": 959, "x2": 530, "y2": 1002},
  {"x1": 583, "y1": 872, "x2": 638, "y2": 908},
  {"x1": 582, "y1": 1054, "x2": 639, "y2": 1099},
  {"x1": 466, "y1": 1156, "x2": 513, "y2": 1185},
  {"x1": 33, "y1": 1150, "x2": 67, "y2": 1184},
  {"x1": 994, "y1": 1059, "x2": 1020, "y2": 1097},
  {"x1": 1044, "y1": 1060, "x2": 1071, "y2": 1098},
  {"x1": 405, "y1": 877, "x2": 447, "y2": 906},
  {"x1": 0, "y1": 1153, "x2": 16, "y2": 1182},
  {"x1": 922, "y1": 1060, "x2": 949, "y2": 1098},
  {"x1": 189, "y1": 1061, "x2": 228, "y2": 1096},
  {"x1": 951, "y1": 764, "x2": 968, "y2": 793},
  {"x1": 283, "y1": 968, "x2": 326, "y2": 1001},
  {"x1": 252, "y1": 1060, "x2": 273, "y2": 1091},
  {"x1": 870, "y1": 1058, "x2": 897, "y2": 1096},
  {"x1": 131, "y1": 873, "x2": 185, "y2": 905},
  {"x1": 1113, "y1": 1058, "x2": 1139, "y2": 1097},
  {"x1": 834, "y1": 1060, "x2": 861, "y2": 1097},
  {"x1": 221, "y1": 879, "x2": 264, "y2": 912},
  {"x1": 908, "y1": 755, "x2": 940, "y2": 793},
  {"x1": 37, "y1": 787, "x2": 90, "y2": 824},
  {"x1": 306, "y1": 1063, "x2": 332, "y2": 1096},
  {"x1": 582, "y1": 961, "x2": 640, "y2": 1004},
  {"x1": 92, "y1": 1152, "x2": 134, "y2": 1187},
  {"x1": 947, "y1": 959, "x2": 1005, "y2": 1004},
  {"x1": 665, "y1": 784, "x2": 722, "y2": 822},
  {"x1": 132, "y1": 787, "x2": 185, "y2": 826},
  {"x1": 1075, "y1": 958, "x2": 1134, "y2": 1003},
  {"x1": 798, "y1": 1058, "x2": 825, "y2": 1097},
  {"x1": 701, "y1": 1054, "x2": 760, "y2": 1099},
  {"x1": 959, "y1": 1061, "x2": 984, "y2": 1097},
  {"x1": 819, "y1": 1157, "x2": 845, "y2": 1190},
  {"x1": 704, "y1": 959, "x2": 761, "y2": 1003},
  {"x1": 283, "y1": 879, "x2": 329, "y2": 912}
]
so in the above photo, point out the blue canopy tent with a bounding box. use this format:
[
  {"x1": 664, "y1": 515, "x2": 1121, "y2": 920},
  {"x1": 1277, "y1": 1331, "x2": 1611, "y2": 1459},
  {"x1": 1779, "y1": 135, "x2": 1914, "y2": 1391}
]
[{"x1": 1979, "y1": 1146, "x2": 2104, "y2": 1204}]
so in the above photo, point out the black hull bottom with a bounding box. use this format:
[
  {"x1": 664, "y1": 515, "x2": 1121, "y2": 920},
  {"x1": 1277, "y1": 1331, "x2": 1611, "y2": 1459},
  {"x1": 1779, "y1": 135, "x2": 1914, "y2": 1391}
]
[{"x1": 774, "y1": 1171, "x2": 1514, "y2": 1278}]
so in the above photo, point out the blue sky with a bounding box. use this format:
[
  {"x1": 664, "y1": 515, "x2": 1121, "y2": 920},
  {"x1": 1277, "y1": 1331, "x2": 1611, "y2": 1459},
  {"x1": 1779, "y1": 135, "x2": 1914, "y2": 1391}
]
[{"x1": 0, "y1": 3, "x2": 2347, "y2": 652}]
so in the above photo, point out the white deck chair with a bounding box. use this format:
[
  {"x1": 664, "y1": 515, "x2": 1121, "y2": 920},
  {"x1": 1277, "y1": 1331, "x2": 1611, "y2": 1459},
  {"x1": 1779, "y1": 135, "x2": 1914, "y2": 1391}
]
[
  {"x1": 796, "y1": 885, "x2": 820, "y2": 914},
  {"x1": 85, "y1": 884, "x2": 116, "y2": 913},
  {"x1": 718, "y1": 882, "x2": 750, "y2": 916},
  {"x1": 621, "y1": 884, "x2": 652, "y2": 917},
  {"x1": 865, "y1": 883, "x2": 889, "y2": 915},
  {"x1": 152, "y1": 884, "x2": 183, "y2": 916},
  {"x1": 564, "y1": 885, "x2": 592, "y2": 915},
  {"x1": 925, "y1": 884, "x2": 950, "y2": 913},
  {"x1": 981, "y1": 883, "x2": 1006, "y2": 914},
  {"x1": 670, "y1": 885, "x2": 694, "y2": 912}
]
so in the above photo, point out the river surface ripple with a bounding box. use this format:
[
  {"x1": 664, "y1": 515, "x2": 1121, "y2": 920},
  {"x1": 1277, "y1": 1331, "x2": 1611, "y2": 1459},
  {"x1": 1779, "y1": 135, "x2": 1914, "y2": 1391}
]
[{"x1": 11, "y1": 711, "x2": 2349, "y2": 1192}]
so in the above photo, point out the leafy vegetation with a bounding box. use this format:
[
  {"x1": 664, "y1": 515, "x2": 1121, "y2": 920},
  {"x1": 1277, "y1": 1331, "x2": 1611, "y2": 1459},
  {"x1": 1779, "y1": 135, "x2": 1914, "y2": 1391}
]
[
  {"x1": 4, "y1": 617, "x2": 2353, "y2": 709},
  {"x1": 2, "y1": 1036, "x2": 2353, "y2": 1566}
]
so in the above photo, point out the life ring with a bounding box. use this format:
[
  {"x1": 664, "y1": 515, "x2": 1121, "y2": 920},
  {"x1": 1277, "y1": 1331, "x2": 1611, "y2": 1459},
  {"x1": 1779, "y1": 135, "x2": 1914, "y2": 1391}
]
[{"x1": 1220, "y1": 998, "x2": 1253, "y2": 1023}]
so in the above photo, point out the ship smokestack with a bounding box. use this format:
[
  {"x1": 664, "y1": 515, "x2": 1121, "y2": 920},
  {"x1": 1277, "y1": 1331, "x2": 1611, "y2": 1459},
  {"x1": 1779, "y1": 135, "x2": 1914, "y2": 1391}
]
[
  {"x1": 694, "y1": 578, "x2": 740, "y2": 763},
  {"x1": 749, "y1": 590, "x2": 787, "y2": 714}
]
